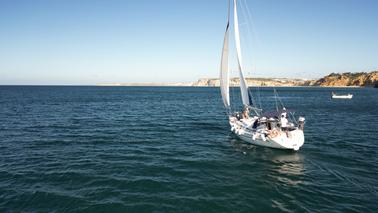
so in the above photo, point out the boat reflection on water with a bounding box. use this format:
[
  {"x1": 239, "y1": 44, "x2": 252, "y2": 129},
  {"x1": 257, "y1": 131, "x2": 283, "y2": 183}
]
[
  {"x1": 230, "y1": 138, "x2": 305, "y2": 186},
  {"x1": 270, "y1": 151, "x2": 305, "y2": 186}
]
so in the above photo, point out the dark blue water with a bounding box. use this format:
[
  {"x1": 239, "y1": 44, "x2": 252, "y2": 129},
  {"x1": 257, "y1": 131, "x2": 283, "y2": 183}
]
[{"x1": 0, "y1": 86, "x2": 377, "y2": 212}]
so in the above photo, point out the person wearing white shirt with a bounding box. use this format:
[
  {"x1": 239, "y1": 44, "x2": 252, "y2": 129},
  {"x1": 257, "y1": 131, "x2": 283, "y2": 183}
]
[{"x1": 280, "y1": 113, "x2": 288, "y2": 128}]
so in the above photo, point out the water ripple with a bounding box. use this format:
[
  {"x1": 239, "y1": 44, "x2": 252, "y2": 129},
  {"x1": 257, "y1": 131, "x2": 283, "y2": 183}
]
[{"x1": 0, "y1": 86, "x2": 377, "y2": 212}]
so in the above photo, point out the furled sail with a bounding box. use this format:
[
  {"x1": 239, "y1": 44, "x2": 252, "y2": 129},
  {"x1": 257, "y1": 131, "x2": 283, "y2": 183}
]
[
  {"x1": 233, "y1": 0, "x2": 250, "y2": 106},
  {"x1": 220, "y1": 0, "x2": 231, "y2": 109}
]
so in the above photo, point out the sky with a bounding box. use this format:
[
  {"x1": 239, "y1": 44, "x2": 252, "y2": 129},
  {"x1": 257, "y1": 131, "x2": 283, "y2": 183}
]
[{"x1": 0, "y1": 0, "x2": 377, "y2": 85}]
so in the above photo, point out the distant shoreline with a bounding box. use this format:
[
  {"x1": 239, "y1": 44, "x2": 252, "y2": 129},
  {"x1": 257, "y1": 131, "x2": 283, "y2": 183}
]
[
  {"x1": 0, "y1": 84, "x2": 362, "y2": 87},
  {"x1": 1, "y1": 71, "x2": 376, "y2": 87},
  {"x1": 96, "y1": 71, "x2": 377, "y2": 88},
  {"x1": 96, "y1": 85, "x2": 362, "y2": 88}
]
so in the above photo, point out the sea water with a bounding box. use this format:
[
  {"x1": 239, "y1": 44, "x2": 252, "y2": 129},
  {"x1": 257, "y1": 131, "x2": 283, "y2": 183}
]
[{"x1": 0, "y1": 86, "x2": 377, "y2": 212}]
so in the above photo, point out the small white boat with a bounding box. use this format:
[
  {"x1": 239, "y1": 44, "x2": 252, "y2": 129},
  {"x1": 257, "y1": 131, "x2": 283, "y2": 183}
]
[
  {"x1": 219, "y1": 0, "x2": 305, "y2": 151},
  {"x1": 331, "y1": 92, "x2": 353, "y2": 99}
]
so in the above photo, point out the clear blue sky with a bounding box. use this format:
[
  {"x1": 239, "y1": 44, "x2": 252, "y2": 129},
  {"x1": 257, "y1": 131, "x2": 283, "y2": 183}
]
[{"x1": 0, "y1": 0, "x2": 377, "y2": 85}]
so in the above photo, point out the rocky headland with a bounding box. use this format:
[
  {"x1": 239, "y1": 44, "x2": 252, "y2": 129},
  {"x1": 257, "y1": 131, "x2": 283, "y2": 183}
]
[
  {"x1": 193, "y1": 71, "x2": 378, "y2": 87},
  {"x1": 304, "y1": 71, "x2": 378, "y2": 87},
  {"x1": 99, "y1": 71, "x2": 378, "y2": 87}
]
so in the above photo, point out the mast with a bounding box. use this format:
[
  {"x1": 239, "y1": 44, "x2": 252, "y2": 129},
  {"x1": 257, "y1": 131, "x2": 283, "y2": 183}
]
[
  {"x1": 233, "y1": 0, "x2": 250, "y2": 107},
  {"x1": 220, "y1": 0, "x2": 231, "y2": 111}
]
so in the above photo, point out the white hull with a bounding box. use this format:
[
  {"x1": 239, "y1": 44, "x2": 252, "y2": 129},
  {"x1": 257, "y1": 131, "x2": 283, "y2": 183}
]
[
  {"x1": 332, "y1": 94, "x2": 353, "y2": 99},
  {"x1": 230, "y1": 118, "x2": 304, "y2": 151}
]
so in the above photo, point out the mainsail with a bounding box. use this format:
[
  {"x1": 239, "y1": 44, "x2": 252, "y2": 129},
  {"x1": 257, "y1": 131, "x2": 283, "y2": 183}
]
[
  {"x1": 220, "y1": 0, "x2": 231, "y2": 109},
  {"x1": 233, "y1": 0, "x2": 250, "y2": 107}
]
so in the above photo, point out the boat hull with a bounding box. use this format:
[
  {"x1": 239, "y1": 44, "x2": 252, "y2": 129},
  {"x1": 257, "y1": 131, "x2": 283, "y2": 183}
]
[{"x1": 230, "y1": 120, "x2": 305, "y2": 151}]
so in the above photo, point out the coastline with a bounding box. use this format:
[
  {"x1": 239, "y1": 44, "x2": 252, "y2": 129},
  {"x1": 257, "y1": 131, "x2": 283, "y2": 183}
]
[
  {"x1": 96, "y1": 71, "x2": 377, "y2": 88},
  {"x1": 95, "y1": 84, "x2": 363, "y2": 88}
]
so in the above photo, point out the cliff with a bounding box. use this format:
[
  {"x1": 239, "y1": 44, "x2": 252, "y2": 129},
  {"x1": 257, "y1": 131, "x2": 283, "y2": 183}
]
[
  {"x1": 309, "y1": 71, "x2": 378, "y2": 87},
  {"x1": 98, "y1": 71, "x2": 378, "y2": 87},
  {"x1": 193, "y1": 71, "x2": 378, "y2": 87}
]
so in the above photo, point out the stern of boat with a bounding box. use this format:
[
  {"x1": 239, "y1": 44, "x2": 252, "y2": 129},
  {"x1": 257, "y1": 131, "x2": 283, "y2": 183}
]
[{"x1": 271, "y1": 129, "x2": 304, "y2": 151}]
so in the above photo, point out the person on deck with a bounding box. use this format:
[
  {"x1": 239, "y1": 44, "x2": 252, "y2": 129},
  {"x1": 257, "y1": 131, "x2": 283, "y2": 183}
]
[
  {"x1": 280, "y1": 112, "x2": 288, "y2": 129},
  {"x1": 242, "y1": 107, "x2": 250, "y2": 119},
  {"x1": 252, "y1": 119, "x2": 258, "y2": 129}
]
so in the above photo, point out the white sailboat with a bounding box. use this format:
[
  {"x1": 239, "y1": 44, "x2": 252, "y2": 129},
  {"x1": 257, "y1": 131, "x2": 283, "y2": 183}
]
[
  {"x1": 220, "y1": 0, "x2": 305, "y2": 151},
  {"x1": 331, "y1": 92, "x2": 353, "y2": 99}
]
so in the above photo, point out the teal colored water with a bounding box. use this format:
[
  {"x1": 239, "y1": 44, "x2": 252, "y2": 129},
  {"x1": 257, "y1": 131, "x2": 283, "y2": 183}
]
[{"x1": 0, "y1": 86, "x2": 377, "y2": 212}]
